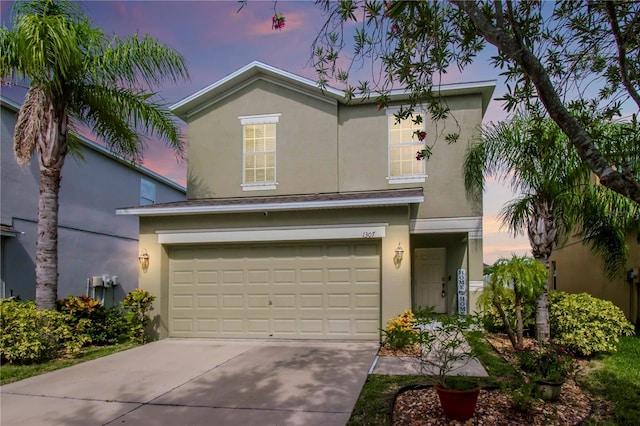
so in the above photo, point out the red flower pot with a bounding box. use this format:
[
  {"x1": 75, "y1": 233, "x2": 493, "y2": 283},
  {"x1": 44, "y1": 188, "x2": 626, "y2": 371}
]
[{"x1": 434, "y1": 384, "x2": 480, "y2": 421}]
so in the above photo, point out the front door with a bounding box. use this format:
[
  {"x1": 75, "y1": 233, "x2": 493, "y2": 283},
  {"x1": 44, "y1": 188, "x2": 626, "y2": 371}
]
[{"x1": 414, "y1": 248, "x2": 447, "y2": 313}]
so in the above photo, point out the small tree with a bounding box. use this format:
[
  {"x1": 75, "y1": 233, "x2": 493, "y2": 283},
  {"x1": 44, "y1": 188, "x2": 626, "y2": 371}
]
[{"x1": 479, "y1": 256, "x2": 546, "y2": 350}]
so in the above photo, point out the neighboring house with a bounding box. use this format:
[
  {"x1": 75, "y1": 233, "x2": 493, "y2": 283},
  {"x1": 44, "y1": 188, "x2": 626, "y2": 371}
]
[
  {"x1": 550, "y1": 233, "x2": 640, "y2": 325},
  {"x1": 117, "y1": 62, "x2": 495, "y2": 340},
  {"x1": 1, "y1": 96, "x2": 186, "y2": 304}
]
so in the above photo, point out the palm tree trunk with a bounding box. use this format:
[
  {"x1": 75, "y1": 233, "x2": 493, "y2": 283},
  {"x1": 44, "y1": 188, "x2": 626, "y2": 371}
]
[
  {"x1": 35, "y1": 105, "x2": 68, "y2": 310},
  {"x1": 534, "y1": 262, "x2": 551, "y2": 342},
  {"x1": 494, "y1": 300, "x2": 518, "y2": 350},
  {"x1": 528, "y1": 205, "x2": 556, "y2": 342},
  {"x1": 36, "y1": 166, "x2": 62, "y2": 309}
]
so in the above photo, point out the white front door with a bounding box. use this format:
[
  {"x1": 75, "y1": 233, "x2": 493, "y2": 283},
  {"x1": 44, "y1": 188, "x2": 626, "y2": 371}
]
[{"x1": 414, "y1": 248, "x2": 447, "y2": 313}]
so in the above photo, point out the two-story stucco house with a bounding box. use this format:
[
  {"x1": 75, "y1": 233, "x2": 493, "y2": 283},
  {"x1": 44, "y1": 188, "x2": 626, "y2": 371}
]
[
  {"x1": 1, "y1": 96, "x2": 186, "y2": 303},
  {"x1": 117, "y1": 62, "x2": 495, "y2": 340}
]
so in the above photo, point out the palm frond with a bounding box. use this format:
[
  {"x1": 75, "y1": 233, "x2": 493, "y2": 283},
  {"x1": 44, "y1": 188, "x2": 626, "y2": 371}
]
[
  {"x1": 72, "y1": 84, "x2": 184, "y2": 162},
  {"x1": 93, "y1": 33, "x2": 189, "y2": 89},
  {"x1": 9, "y1": 3, "x2": 85, "y2": 89},
  {"x1": 574, "y1": 184, "x2": 640, "y2": 278},
  {"x1": 14, "y1": 85, "x2": 48, "y2": 165},
  {"x1": 499, "y1": 195, "x2": 535, "y2": 237},
  {"x1": 65, "y1": 125, "x2": 85, "y2": 163}
]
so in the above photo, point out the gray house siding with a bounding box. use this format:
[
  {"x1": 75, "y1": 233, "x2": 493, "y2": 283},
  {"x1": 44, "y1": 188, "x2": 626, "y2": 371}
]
[{"x1": 1, "y1": 98, "x2": 186, "y2": 302}]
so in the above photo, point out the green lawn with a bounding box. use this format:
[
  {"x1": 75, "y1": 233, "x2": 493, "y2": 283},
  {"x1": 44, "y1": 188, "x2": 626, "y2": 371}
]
[
  {"x1": 347, "y1": 334, "x2": 640, "y2": 426},
  {"x1": 580, "y1": 336, "x2": 640, "y2": 426},
  {"x1": 0, "y1": 343, "x2": 138, "y2": 385}
]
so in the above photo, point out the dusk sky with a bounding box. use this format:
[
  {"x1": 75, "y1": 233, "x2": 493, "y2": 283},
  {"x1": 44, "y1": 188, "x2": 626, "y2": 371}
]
[{"x1": 0, "y1": 0, "x2": 531, "y2": 263}]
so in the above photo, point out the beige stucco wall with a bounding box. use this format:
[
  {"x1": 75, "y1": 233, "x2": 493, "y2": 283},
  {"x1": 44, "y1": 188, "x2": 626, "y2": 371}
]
[
  {"x1": 550, "y1": 234, "x2": 640, "y2": 323},
  {"x1": 337, "y1": 95, "x2": 484, "y2": 220},
  {"x1": 185, "y1": 78, "x2": 484, "y2": 224},
  {"x1": 186, "y1": 79, "x2": 339, "y2": 199},
  {"x1": 138, "y1": 206, "x2": 412, "y2": 338}
]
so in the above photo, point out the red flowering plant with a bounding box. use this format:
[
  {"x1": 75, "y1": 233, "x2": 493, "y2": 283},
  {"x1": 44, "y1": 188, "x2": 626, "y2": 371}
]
[
  {"x1": 516, "y1": 340, "x2": 577, "y2": 383},
  {"x1": 272, "y1": 12, "x2": 285, "y2": 30}
]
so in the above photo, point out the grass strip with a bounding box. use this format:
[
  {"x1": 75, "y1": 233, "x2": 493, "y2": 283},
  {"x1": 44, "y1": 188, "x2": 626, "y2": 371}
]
[{"x1": 1, "y1": 342, "x2": 138, "y2": 385}]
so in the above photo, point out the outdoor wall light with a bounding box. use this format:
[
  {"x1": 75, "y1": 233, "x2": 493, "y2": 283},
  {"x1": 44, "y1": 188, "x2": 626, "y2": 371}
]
[
  {"x1": 138, "y1": 249, "x2": 150, "y2": 271},
  {"x1": 393, "y1": 242, "x2": 405, "y2": 268}
]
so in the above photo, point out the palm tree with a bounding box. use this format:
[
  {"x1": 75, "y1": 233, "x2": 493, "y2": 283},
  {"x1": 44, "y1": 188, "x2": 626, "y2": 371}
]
[
  {"x1": 464, "y1": 113, "x2": 593, "y2": 341},
  {"x1": 478, "y1": 255, "x2": 546, "y2": 350},
  {"x1": 465, "y1": 113, "x2": 638, "y2": 342},
  {"x1": 0, "y1": 0, "x2": 188, "y2": 309}
]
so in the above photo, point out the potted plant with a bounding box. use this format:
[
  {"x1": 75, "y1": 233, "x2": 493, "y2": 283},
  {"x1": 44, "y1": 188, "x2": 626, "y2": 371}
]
[
  {"x1": 415, "y1": 314, "x2": 481, "y2": 421},
  {"x1": 515, "y1": 339, "x2": 577, "y2": 401}
]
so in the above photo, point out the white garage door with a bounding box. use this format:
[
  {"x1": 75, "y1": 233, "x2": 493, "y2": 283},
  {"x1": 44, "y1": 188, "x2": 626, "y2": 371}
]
[{"x1": 168, "y1": 242, "x2": 380, "y2": 339}]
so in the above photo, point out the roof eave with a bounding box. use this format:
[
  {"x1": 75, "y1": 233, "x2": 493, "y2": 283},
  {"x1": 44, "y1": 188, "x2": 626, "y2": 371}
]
[
  {"x1": 170, "y1": 61, "x2": 496, "y2": 120},
  {"x1": 116, "y1": 195, "x2": 425, "y2": 217}
]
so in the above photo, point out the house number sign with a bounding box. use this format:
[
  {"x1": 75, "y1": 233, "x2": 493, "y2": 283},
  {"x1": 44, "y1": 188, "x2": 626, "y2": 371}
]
[{"x1": 457, "y1": 268, "x2": 467, "y2": 315}]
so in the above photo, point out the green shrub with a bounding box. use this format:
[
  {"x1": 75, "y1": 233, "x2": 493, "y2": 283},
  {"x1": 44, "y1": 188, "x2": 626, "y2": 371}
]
[
  {"x1": 58, "y1": 296, "x2": 129, "y2": 346},
  {"x1": 480, "y1": 299, "x2": 536, "y2": 335},
  {"x1": 0, "y1": 299, "x2": 90, "y2": 364},
  {"x1": 121, "y1": 289, "x2": 156, "y2": 344},
  {"x1": 57, "y1": 295, "x2": 102, "y2": 318},
  {"x1": 549, "y1": 291, "x2": 634, "y2": 356},
  {"x1": 96, "y1": 307, "x2": 130, "y2": 345}
]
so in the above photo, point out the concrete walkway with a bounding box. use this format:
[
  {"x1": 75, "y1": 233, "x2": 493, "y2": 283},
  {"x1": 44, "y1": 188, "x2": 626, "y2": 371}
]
[
  {"x1": 1, "y1": 339, "x2": 378, "y2": 426},
  {"x1": 370, "y1": 354, "x2": 488, "y2": 376}
]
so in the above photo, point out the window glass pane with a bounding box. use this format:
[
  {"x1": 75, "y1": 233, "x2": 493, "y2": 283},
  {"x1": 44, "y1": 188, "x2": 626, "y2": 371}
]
[
  {"x1": 244, "y1": 126, "x2": 254, "y2": 139},
  {"x1": 266, "y1": 153, "x2": 275, "y2": 167},
  {"x1": 266, "y1": 168, "x2": 275, "y2": 181},
  {"x1": 390, "y1": 161, "x2": 402, "y2": 176},
  {"x1": 140, "y1": 178, "x2": 156, "y2": 205},
  {"x1": 265, "y1": 137, "x2": 275, "y2": 151},
  {"x1": 402, "y1": 128, "x2": 414, "y2": 141},
  {"x1": 265, "y1": 124, "x2": 275, "y2": 138}
]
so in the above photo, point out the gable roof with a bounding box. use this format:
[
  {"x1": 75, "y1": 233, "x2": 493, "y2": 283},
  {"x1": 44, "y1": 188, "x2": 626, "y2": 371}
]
[
  {"x1": 1, "y1": 96, "x2": 185, "y2": 193},
  {"x1": 170, "y1": 61, "x2": 496, "y2": 120},
  {"x1": 116, "y1": 188, "x2": 424, "y2": 216}
]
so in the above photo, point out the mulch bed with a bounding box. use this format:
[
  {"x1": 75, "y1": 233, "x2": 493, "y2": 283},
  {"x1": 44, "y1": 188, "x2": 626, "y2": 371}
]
[{"x1": 385, "y1": 333, "x2": 598, "y2": 425}]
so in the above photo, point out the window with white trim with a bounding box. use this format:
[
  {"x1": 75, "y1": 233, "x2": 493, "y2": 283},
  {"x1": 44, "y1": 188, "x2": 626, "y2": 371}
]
[
  {"x1": 387, "y1": 108, "x2": 427, "y2": 184},
  {"x1": 239, "y1": 114, "x2": 280, "y2": 191}
]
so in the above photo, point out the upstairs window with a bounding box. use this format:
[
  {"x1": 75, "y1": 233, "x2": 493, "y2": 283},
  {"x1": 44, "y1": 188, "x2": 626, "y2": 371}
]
[
  {"x1": 387, "y1": 108, "x2": 427, "y2": 184},
  {"x1": 240, "y1": 114, "x2": 280, "y2": 191},
  {"x1": 140, "y1": 178, "x2": 156, "y2": 205}
]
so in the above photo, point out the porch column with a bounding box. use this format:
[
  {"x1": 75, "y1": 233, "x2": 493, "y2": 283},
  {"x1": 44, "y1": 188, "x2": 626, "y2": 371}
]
[{"x1": 467, "y1": 233, "x2": 484, "y2": 314}]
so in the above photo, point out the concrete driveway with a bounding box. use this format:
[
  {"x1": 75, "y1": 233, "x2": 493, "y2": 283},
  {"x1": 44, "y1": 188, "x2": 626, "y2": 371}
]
[{"x1": 1, "y1": 339, "x2": 378, "y2": 426}]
